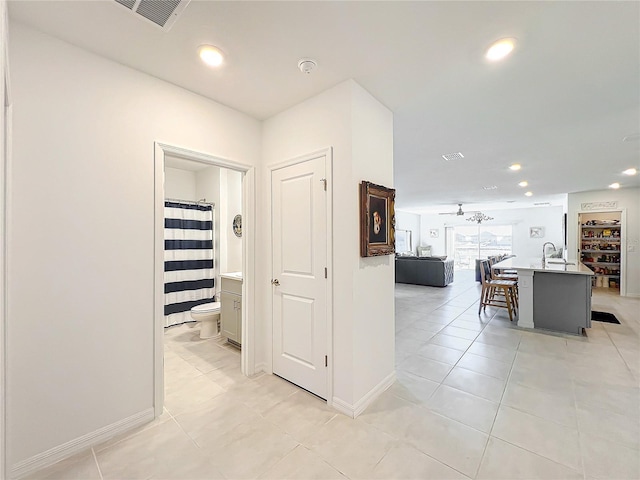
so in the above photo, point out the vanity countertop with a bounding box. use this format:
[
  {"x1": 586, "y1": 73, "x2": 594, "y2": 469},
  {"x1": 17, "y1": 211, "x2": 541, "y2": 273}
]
[{"x1": 220, "y1": 272, "x2": 243, "y2": 281}]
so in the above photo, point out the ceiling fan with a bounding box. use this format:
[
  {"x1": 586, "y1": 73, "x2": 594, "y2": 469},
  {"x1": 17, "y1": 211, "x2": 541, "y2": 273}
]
[{"x1": 438, "y1": 203, "x2": 479, "y2": 216}]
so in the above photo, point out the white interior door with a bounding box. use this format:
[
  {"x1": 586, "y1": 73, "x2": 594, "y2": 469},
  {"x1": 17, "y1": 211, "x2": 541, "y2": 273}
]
[{"x1": 272, "y1": 155, "x2": 327, "y2": 399}]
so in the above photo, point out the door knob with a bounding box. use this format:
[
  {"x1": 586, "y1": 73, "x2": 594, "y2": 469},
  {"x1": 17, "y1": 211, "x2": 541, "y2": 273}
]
[{"x1": 271, "y1": 279, "x2": 280, "y2": 286}]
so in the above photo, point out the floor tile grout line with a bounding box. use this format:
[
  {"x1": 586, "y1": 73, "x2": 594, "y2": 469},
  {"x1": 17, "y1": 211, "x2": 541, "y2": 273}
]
[
  {"x1": 486, "y1": 436, "x2": 587, "y2": 477},
  {"x1": 91, "y1": 447, "x2": 104, "y2": 480},
  {"x1": 474, "y1": 333, "x2": 520, "y2": 478},
  {"x1": 488, "y1": 343, "x2": 588, "y2": 476},
  {"x1": 570, "y1": 373, "x2": 588, "y2": 480},
  {"x1": 358, "y1": 407, "x2": 474, "y2": 480},
  {"x1": 171, "y1": 414, "x2": 203, "y2": 451}
]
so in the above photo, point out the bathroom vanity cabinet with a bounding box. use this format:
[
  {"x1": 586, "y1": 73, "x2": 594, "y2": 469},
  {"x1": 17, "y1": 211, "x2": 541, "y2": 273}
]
[{"x1": 220, "y1": 274, "x2": 242, "y2": 346}]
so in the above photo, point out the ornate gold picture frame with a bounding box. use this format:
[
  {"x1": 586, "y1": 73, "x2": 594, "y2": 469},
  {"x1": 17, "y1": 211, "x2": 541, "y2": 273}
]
[{"x1": 360, "y1": 181, "x2": 396, "y2": 257}]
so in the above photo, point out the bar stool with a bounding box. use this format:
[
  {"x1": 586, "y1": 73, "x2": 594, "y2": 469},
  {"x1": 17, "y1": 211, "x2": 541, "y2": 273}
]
[
  {"x1": 488, "y1": 256, "x2": 518, "y2": 282},
  {"x1": 478, "y1": 259, "x2": 518, "y2": 322}
]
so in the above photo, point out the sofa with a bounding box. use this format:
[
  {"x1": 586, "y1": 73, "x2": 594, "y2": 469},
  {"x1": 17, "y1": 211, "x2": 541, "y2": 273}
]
[{"x1": 395, "y1": 256, "x2": 455, "y2": 287}]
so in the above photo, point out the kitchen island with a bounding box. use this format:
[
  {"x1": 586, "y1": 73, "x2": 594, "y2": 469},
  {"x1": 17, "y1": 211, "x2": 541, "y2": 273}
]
[{"x1": 492, "y1": 257, "x2": 594, "y2": 334}]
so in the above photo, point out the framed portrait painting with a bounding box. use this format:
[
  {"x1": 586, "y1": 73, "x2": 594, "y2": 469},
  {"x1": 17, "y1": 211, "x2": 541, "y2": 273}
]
[{"x1": 360, "y1": 181, "x2": 396, "y2": 257}]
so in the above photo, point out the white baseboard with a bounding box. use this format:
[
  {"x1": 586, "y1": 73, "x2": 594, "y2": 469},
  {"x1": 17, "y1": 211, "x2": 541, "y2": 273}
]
[
  {"x1": 624, "y1": 292, "x2": 640, "y2": 298},
  {"x1": 330, "y1": 396, "x2": 356, "y2": 418},
  {"x1": 11, "y1": 408, "x2": 154, "y2": 479},
  {"x1": 332, "y1": 370, "x2": 396, "y2": 418},
  {"x1": 253, "y1": 362, "x2": 267, "y2": 374}
]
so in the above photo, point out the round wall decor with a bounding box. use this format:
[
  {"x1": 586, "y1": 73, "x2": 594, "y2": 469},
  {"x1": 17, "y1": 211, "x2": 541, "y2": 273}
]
[{"x1": 233, "y1": 214, "x2": 242, "y2": 237}]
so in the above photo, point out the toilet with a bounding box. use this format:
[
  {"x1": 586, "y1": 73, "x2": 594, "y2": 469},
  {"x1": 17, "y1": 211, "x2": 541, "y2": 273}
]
[{"x1": 190, "y1": 302, "x2": 221, "y2": 339}]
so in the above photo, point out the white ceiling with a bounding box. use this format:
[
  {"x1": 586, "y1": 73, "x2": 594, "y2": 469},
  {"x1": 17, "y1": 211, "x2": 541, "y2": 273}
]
[{"x1": 8, "y1": 1, "x2": 640, "y2": 214}]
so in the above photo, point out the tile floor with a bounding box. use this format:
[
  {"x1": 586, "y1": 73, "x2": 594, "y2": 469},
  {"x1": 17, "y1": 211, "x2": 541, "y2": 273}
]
[{"x1": 28, "y1": 272, "x2": 640, "y2": 479}]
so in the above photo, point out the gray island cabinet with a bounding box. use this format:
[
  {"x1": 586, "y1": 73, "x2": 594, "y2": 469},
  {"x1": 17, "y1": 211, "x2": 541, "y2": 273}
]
[{"x1": 492, "y1": 258, "x2": 594, "y2": 335}]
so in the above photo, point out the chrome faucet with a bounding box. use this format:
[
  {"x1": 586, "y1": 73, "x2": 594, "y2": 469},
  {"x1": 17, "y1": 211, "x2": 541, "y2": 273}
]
[{"x1": 542, "y1": 242, "x2": 556, "y2": 266}]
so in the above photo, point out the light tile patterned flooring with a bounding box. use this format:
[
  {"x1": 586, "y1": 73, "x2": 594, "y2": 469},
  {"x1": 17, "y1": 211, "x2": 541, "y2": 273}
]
[{"x1": 28, "y1": 271, "x2": 640, "y2": 479}]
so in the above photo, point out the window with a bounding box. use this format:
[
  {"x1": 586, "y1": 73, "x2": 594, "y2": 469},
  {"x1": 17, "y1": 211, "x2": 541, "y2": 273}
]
[{"x1": 447, "y1": 225, "x2": 512, "y2": 270}]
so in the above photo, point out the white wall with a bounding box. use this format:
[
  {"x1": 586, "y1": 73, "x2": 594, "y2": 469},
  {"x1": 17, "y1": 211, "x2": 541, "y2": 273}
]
[
  {"x1": 262, "y1": 80, "x2": 395, "y2": 411},
  {"x1": 1, "y1": 0, "x2": 9, "y2": 476},
  {"x1": 351, "y1": 83, "x2": 395, "y2": 404},
  {"x1": 194, "y1": 165, "x2": 221, "y2": 297},
  {"x1": 395, "y1": 210, "x2": 420, "y2": 254},
  {"x1": 419, "y1": 206, "x2": 564, "y2": 259},
  {"x1": 164, "y1": 166, "x2": 197, "y2": 201},
  {"x1": 7, "y1": 22, "x2": 261, "y2": 469},
  {"x1": 193, "y1": 166, "x2": 243, "y2": 297},
  {"x1": 222, "y1": 169, "x2": 243, "y2": 273},
  {"x1": 568, "y1": 188, "x2": 640, "y2": 297}
]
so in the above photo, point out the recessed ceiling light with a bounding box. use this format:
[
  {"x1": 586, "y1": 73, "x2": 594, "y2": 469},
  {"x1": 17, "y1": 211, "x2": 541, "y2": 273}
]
[
  {"x1": 486, "y1": 38, "x2": 516, "y2": 61},
  {"x1": 509, "y1": 164, "x2": 522, "y2": 171},
  {"x1": 518, "y1": 181, "x2": 528, "y2": 187},
  {"x1": 524, "y1": 191, "x2": 533, "y2": 197},
  {"x1": 198, "y1": 45, "x2": 224, "y2": 67},
  {"x1": 622, "y1": 168, "x2": 637, "y2": 176},
  {"x1": 609, "y1": 182, "x2": 621, "y2": 189}
]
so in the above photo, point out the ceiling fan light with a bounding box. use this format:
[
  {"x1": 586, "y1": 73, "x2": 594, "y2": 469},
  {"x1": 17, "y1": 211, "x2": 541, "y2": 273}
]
[{"x1": 466, "y1": 212, "x2": 494, "y2": 224}]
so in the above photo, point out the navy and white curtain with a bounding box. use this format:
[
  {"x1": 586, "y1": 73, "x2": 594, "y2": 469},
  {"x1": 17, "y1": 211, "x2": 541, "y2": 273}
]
[{"x1": 164, "y1": 201, "x2": 215, "y2": 327}]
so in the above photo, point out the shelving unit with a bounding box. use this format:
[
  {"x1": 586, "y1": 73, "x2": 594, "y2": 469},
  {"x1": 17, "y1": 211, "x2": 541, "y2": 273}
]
[{"x1": 579, "y1": 213, "x2": 622, "y2": 291}]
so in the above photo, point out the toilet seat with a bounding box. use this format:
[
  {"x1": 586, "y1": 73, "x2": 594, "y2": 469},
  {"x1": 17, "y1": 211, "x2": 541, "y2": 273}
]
[{"x1": 191, "y1": 301, "x2": 221, "y2": 314}]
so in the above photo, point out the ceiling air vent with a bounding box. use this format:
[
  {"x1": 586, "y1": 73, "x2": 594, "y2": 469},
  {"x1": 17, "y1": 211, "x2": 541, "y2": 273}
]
[
  {"x1": 442, "y1": 152, "x2": 464, "y2": 161},
  {"x1": 115, "y1": 0, "x2": 136, "y2": 9},
  {"x1": 114, "y1": 0, "x2": 191, "y2": 31}
]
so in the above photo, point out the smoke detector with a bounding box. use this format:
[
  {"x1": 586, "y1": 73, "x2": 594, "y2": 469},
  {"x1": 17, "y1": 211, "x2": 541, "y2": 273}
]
[{"x1": 298, "y1": 59, "x2": 317, "y2": 74}]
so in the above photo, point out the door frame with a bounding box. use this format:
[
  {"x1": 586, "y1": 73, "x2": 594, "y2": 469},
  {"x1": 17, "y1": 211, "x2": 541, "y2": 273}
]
[
  {"x1": 576, "y1": 208, "x2": 627, "y2": 297},
  {"x1": 153, "y1": 142, "x2": 256, "y2": 417},
  {"x1": 1, "y1": 32, "x2": 12, "y2": 480},
  {"x1": 267, "y1": 147, "x2": 333, "y2": 406}
]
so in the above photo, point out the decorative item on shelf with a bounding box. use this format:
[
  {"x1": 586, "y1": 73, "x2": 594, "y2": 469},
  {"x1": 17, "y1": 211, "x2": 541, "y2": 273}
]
[
  {"x1": 359, "y1": 181, "x2": 396, "y2": 257},
  {"x1": 466, "y1": 212, "x2": 494, "y2": 224},
  {"x1": 232, "y1": 214, "x2": 242, "y2": 237}
]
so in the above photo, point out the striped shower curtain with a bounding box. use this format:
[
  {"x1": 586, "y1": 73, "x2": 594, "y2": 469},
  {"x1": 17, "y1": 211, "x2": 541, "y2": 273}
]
[{"x1": 164, "y1": 201, "x2": 215, "y2": 327}]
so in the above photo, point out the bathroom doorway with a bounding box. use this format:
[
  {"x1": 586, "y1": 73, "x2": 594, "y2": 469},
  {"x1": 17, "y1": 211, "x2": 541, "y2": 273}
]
[{"x1": 153, "y1": 142, "x2": 256, "y2": 417}]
